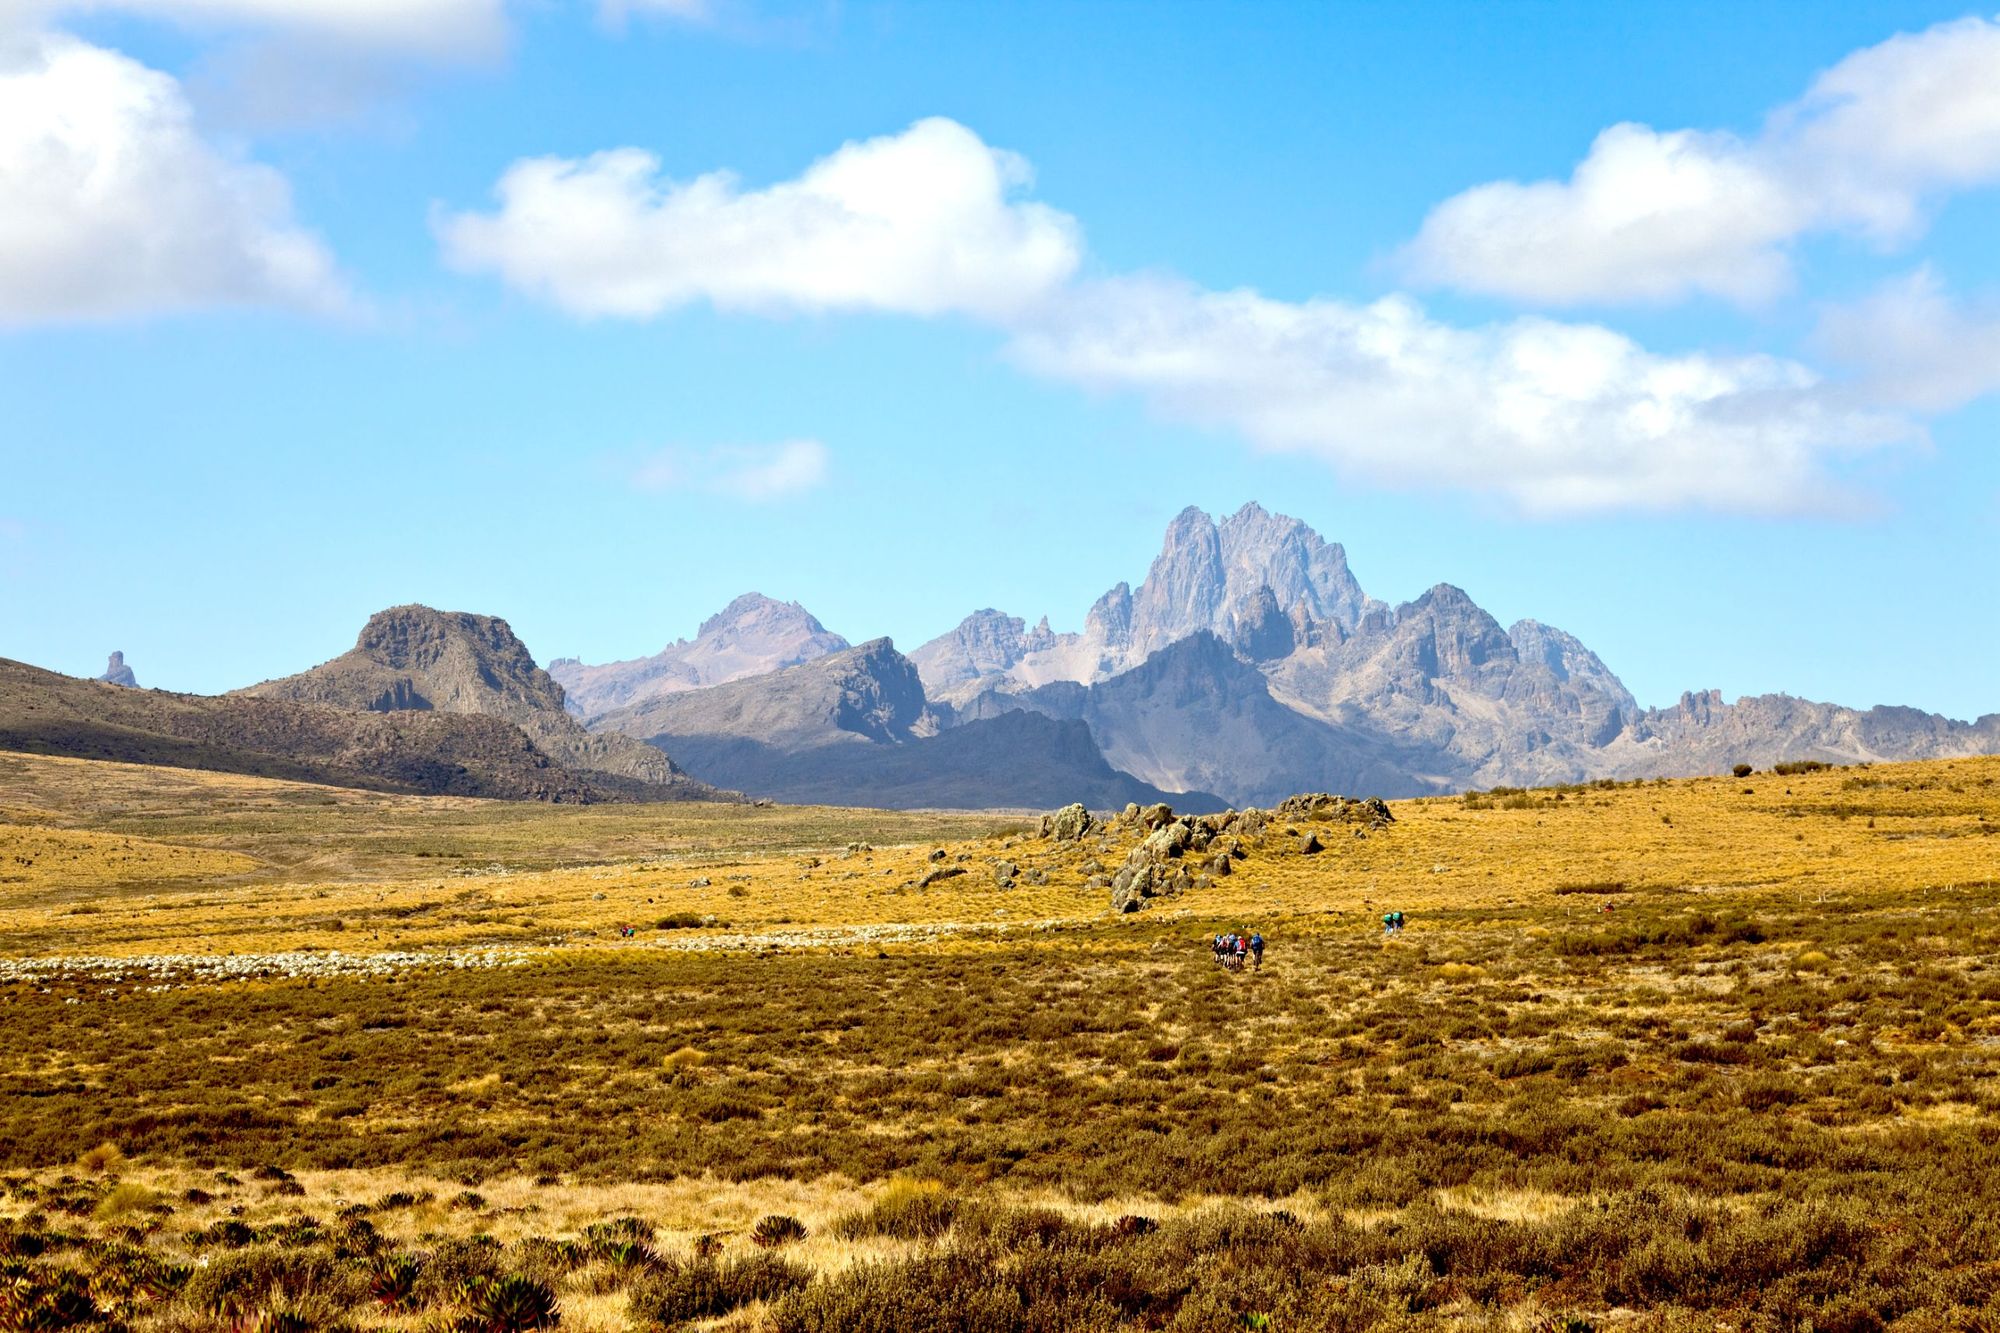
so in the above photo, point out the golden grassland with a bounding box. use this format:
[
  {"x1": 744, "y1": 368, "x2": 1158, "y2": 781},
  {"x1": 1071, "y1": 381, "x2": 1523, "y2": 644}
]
[
  {"x1": 4, "y1": 751, "x2": 2000, "y2": 1331},
  {"x1": 0, "y1": 750, "x2": 1993, "y2": 956}
]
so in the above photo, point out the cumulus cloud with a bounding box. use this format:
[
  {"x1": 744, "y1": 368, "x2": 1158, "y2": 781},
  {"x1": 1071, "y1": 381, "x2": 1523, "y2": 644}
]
[
  {"x1": 447, "y1": 112, "x2": 1931, "y2": 515},
  {"x1": 1010, "y1": 278, "x2": 1912, "y2": 515},
  {"x1": 1402, "y1": 15, "x2": 2000, "y2": 306},
  {"x1": 1814, "y1": 268, "x2": 2000, "y2": 413},
  {"x1": 0, "y1": 31, "x2": 347, "y2": 324},
  {"x1": 632, "y1": 440, "x2": 830, "y2": 501},
  {"x1": 3, "y1": 0, "x2": 507, "y2": 55},
  {"x1": 437, "y1": 117, "x2": 1082, "y2": 321}
]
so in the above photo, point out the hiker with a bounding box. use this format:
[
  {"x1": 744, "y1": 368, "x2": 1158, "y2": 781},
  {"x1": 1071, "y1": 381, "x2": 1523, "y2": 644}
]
[
  {"x1": 1249, "y1": 932, "x2": 1264, "y2": 970},
  {"x1": 1232, "y1": 934, "x2": 1249, "y2": 968}
]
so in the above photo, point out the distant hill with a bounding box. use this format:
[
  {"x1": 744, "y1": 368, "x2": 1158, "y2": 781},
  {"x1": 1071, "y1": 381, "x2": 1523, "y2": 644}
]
[
  {"x1": 551, "y1": 593, "x2": 850, "y2": 721},
  {"x1": 234, "y1": 605, "x2": 717, "y2": 799},
  {"x1": 590, "y1": 637, "x2": 1218, "y2": 810},
  {"x1": 0, "y1": 657, "x2": 619, "y2": 801}
]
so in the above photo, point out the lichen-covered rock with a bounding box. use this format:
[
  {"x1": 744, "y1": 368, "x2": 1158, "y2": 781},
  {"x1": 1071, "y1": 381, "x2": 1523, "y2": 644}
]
[{"x1": 1044, "y1": 803, "x2": 1095, "y2": 841}]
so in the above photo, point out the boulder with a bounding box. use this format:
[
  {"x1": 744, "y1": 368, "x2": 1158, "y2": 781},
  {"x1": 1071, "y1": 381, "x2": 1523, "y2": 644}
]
[
  {"x1": 1299, "y1": 831, "x2": 1323, "y2": 855},
  {"x1": 992, "y1": 860, "x2": 1018, "y2": 886},
  {"x1": 918, "y1": 865, "x2": 967, "y2": 889},
  {"x1": 1044, "y1": 802, "x2": 1095, "y2": 841}
]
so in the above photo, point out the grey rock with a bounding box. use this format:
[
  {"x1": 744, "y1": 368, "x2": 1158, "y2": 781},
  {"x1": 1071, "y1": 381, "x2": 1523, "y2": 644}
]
[
  {"x1": 97, "y1": 651, "x2": 137, "y2": 688},
  {"x1": 1044, "y1": 802, "x2": 1094, "y2": 841}
]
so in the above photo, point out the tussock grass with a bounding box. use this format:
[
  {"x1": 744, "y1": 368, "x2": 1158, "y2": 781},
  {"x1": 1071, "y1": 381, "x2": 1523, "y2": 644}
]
[{"x1": 5, "y1": 753, "x2": 2000, "y2": 1328}]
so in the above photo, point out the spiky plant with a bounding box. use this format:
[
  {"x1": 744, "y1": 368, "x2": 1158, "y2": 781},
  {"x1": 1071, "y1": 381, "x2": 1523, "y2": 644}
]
[
  {"x1": 462, "y1": 1275, "x2": 559, "y2": 1333},
  {"x1": 369, "y1": 1255, "x2": 421, "y2": 1312},
  {"x1": 749, "y1": 1215, "x2": 807, "y2": 1249},
  {"x1": 240, "y1": 1311, "x2": 313, "y2": 1333}
]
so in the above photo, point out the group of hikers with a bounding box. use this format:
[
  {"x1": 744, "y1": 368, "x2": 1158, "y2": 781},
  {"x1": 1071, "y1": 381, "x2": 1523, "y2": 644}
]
[
  {"x1": 1382, "y1": 910, "x2": 1408, "y2": 937},
  {"x1": 1211, "y1": 931, "x2": 1265, "y2": 970}
]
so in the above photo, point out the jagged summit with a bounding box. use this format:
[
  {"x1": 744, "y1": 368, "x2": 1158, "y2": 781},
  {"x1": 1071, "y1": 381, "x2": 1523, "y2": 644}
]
[
  {"x1": 911, "y1": 502, "x2": 1388, "y2": 705},
  {"x1": 96, "y1": 651, "x2": 136, "y2": 688},
  {"x1": 550, "y1": 592, "x2": 850, "y2": 720}
]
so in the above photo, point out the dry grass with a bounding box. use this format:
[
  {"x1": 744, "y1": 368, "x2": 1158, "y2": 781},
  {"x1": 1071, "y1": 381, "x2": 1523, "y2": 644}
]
[
  {"x1": 2, "y1": 751, "x2": 1995, "y2": 958},
  {"x1": 5, "y1": 751, "x2": 2000, "y2": 1330}
]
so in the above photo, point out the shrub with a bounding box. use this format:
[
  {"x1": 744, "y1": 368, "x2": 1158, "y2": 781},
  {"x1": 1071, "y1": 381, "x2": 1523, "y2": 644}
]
[
  {"x1": 1733, "y1": 764, "x2": 1754, "y2": 778},
  {"x1": 627, "y1": 1254, "x2": 810, "y2": 1326},
  {"x1": 835, "y1": 1179, "x2": 957, "y2": 1241}
]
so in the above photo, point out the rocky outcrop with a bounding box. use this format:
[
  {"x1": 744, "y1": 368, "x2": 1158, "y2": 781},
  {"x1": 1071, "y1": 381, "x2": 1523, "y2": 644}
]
[
  {"x1": 587, "y1": 639, "x2": 1219, "y2": 811},
  {"x1": 907, "y1": 609, "x2": 1063, "y2": 703},
  {"x1": 963, "y1": 632, "x2": 1439, "y2": 806},
  {"x1": 592, "y1": 638, "x2": 942, "y2": 753},
  {"x1": 550, "y1": 593, "x2": 849, "y2": 720},
  {"x1": 1041, "y1": 802, "x2": 1094, "y2": 841},
  {"x1": 96, "y1": 652, "x2": 136, "y2": 688},
  {"x1": 234, "y1": 605, "x2": 714, "y2": 798}
]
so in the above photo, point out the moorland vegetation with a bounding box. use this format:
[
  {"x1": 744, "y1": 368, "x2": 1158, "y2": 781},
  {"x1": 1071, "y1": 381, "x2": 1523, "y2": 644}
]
[{"x1": 1, "y1": 752, "x2": 1998, "y2": 1330}]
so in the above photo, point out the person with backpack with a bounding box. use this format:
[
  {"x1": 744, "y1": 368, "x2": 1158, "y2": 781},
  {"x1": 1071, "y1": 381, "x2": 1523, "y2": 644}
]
[{"x1": 1249, "y1": 932, "x2": 1265, "y2": 970}]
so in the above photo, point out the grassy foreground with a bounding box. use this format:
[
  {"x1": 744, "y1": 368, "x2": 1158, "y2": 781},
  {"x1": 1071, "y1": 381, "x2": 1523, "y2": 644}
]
[{"x1": 2, "y1": 752, "x2": 1999, "y2": 1331}]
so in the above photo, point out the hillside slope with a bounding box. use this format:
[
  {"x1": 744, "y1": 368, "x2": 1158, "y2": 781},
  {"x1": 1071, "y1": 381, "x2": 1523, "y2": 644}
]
[
  {"x1": 235, "y1": 605, "x2": 716, "y2": 799},
  {"x1": 0, "y1": 658, "x2": 612, "y2": 800}
]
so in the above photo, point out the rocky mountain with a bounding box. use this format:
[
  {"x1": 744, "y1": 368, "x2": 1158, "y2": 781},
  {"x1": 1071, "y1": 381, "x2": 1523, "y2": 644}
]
[
  {"x1": 96, "y1": 652, "x2": 136, "y2": 688},
  {"x1": 234, "y1": 605, "x2": 715, "y2": 799},
  {"x1": 915, "y1": 503, "x2": 1388, "y2": 705},
  {"x1": 0, "y1": 657, "x2": 629, "y2": 801},
  {"x1": 963, "y1": 631, "x2": 1441, "y2": 805},
  {"x1": 915, "y1": 503, "x2": 1999, "y2": 796},
  {"x1": 550, "y1": 593, "x2": 849, "y2": 721},
  {"x1": 1605, "y1": 691, "x2": 2000, "y2": 776},
  {"x1": 588, "y1": 637, "x2": 1217, "y2": 810}
]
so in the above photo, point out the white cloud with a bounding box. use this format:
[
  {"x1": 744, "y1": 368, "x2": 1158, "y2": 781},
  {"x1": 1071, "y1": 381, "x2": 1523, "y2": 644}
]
[
  {"x1": 632, "y1": 440, "x2": 830, "y2": 501},
  {"x1": 437, "y1": 117, "x2": 1082, "y2": 321},
  {"x1": 450, "y1": 114, "x2": 1932, "y2": 515},
  {"x1": 4, "y1": 0, "x2": 507, "y2": 55},
  {"x1": 1815, "y1": 268, "x2": 2000, "y2": 413},
  {"x1": 1010, "y1": 277, "x2": 1912, "y2": 515},
  {"x1": 1402, "y1": 15, "x2": 2000, "y2": 306},
  {"x1": 0, "y1": 31, "x2": 347, "y2": 324}
]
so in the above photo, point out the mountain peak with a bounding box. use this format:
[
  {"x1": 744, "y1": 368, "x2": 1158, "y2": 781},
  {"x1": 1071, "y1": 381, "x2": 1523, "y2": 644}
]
[
  {"x1": 552, "y1": 594, "x2": 849, "y2": 720},
  {"x1": 697, "y1": 592, "x2": 830, "y2": 642}
]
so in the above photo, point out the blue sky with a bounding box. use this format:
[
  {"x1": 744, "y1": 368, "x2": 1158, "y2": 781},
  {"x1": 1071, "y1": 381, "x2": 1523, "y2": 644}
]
[{"x1": 1, "y1": 0, "x2": 1995, "y2": 718}]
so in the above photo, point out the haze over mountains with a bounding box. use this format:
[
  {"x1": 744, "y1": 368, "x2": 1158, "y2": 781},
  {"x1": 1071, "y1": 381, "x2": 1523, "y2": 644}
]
[
  {"x1": 562, "y1": 503, "x2": 2000, "y2": 807},
  {"x1": 4, "y1": 503, "x2": 1993, "y2": 811}
]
